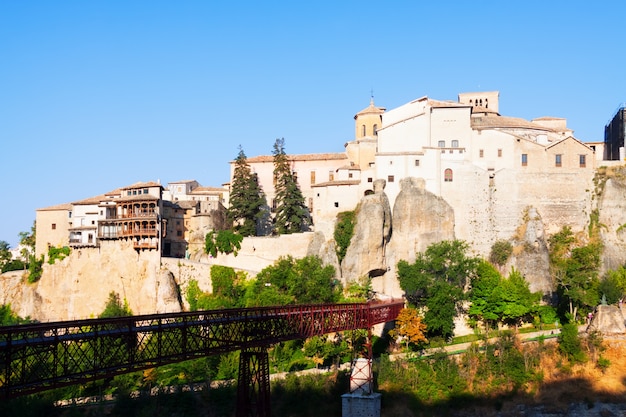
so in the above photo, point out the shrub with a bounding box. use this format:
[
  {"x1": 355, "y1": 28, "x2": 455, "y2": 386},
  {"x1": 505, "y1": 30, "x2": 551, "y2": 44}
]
[
  {"x1": 558, "y1": 323, "x2": 587, "y2": 363},
  {"x1": 1, "y1": 259, "x2": 26, "y2": 273},
  {"x1": 47, "y1": 246, "x2": 70, "y2": 264},
  {"x1": 26, "y1": 255, "x2": 43, "y2": 283},
  {"x1": 334, "y1": 211, "x2": 355, "y2": 264},
  {"x1": 489, "y1": 240, "x2": 513, "y2": 266}
]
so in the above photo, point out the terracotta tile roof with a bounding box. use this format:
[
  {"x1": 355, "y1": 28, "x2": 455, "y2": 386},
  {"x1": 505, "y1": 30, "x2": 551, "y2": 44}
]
[
  {"x1": 37, "y1": 203, "x2": 73, "y2": 211},
  {"x1": 121, "y1": 181, "x2": 163, "y2": 190},
  {"x1": 191, "y1": 186, "x2": 226, "y2": 193},
  {"x1": 471, "y1": 114, "x2": 555, "y2": 131},
  {"x1": 72, "y1": 194, "x2": 109, "y2": 205},
  {"x1": 428, "y1": 99, "x2": 469, "y2": 108},
  {"x1": 311, "y1": 180, "x2": 361, "y2": 188},
  {"x1": 243, "y1": 153, "x2": 347, "y2": 163}
]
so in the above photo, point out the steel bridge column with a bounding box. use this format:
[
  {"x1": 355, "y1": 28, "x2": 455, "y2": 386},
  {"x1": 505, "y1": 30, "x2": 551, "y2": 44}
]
[{"x1": 236, "y1": 346, "x2": 271, "y2": 417}]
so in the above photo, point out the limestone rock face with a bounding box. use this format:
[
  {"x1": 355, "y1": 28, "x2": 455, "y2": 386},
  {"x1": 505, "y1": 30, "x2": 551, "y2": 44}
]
[
  {"x1": 587, "y1": 304, "x2": 626, "y2": 335},
  {"x1": 598, "y1": 177, "x2": 626, "y2": 272},
  {"x1": 307, "y1": 231, "x2": 341, "y2": 280},
  {"x1": 508, "y1": 207, "x2": 552, "y2": 295},
  {"x1": 341, "y1": 180, "x2": 392, "y2": 282},
  {"x1": 141, "y1": 269, "x2": 183, "y2": 314},
  {"x1": 387, "y1": 177, "x2": 455, "y2": 265}
]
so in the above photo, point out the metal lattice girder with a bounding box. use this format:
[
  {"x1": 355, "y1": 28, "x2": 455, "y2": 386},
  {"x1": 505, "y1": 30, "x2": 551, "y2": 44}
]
[
  {"x1": 236, "y1": 347, "x2": 270, "y2": 417},
  {"x1": 0, "y1": 300, "x2": 404, "y2": 399}
]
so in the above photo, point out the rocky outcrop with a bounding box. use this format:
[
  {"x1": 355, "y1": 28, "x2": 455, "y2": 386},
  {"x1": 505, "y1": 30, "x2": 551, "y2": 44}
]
[
  {"x1": 587, "y1": 304, "x2": 626, "y2": 335},
  {"x1": 141, "y1": 269, "x2": 183, "y2": 314},
  {"x1": 507, "y1": 207, "x2": 552, "y2": 295},
  {"x1": 307, "y1": 231, "x2": 341, "y2": 279},
  {"x1": 340, "y1": 179, "x2": 392, "y2": 282},
  {"x1": 387, "y1": 177, "x2": 455, "y2": 265},
  {"x1": 597, "y1": 176, "x2": 626, "y2": 272}
]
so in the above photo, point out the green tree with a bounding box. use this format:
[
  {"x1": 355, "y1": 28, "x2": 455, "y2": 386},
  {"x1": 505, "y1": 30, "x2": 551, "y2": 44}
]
[
  {"x1": 599, "y1": 266, "x2": 626, "y2": 304},
  {"x1": 397, "y1": 240, "x2": 480, "y2": 339},
  {"x1": 204, "y1": 229, "x2": 243, "y2": 258},
  {"x1": 99, "y1": 291, "x2": 133, "y2": 318},
  {"x1": 272, "y1": 138, "x2": 310, "y2": 234},
  {"x1": 0, "y1": 304, "x2": 32, "y2": 326},
  {"x1": 549, "y1": 227, "x2": 601, "y2": 322},
  {"x1": 18, "y1": 221, "x2": 36, "y2": 259},
  {"x1": 0, "y1": 240, "x2": 11, "y2": 271},
  {"x1": 494, "y1": 268, "x2": 540, "y2": 328},
  {"x1": 245, "y1": 256, "x2": 339, "y2": 306},
  {"x1": 227, "y1": 146, "x2": 269, "y2": 236},
  {"x1": 468, "y1": 260, "x2": 503, "y2": 332}
]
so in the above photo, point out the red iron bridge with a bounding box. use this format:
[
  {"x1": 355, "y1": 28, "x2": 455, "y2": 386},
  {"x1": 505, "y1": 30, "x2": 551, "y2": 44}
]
[{"x1": 0, "y1": 300, "x2": 403, "y2": 416}]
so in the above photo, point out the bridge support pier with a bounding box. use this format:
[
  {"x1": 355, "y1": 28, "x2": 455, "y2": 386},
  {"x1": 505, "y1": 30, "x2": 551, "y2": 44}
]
[{"x1": 236, "y1": 346, "x2": 271, "y2": 417}]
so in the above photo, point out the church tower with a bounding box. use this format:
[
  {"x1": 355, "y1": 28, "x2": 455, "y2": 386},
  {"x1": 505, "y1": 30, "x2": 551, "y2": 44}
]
[{"x1": 346, "y1": 98, "x2": 386, "y2": 170}]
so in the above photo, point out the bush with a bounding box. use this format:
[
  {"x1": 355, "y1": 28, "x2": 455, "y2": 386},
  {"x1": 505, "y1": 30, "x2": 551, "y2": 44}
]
[
  {"x1": 558, "y1": 323, "x2": 587, "y2": 363},
  {"x1": 47, "y1": 246, "x2": 70, "y2": 264},
  {"x1": 26, "y1": 255, "x2": 43, "y2": 283},
  {"x1": 489, "y1": 240, "x2": 513, "y2": 266},
  {"x1": 1, "y1": 259, "x2": 26, "y2": 273},
  {"x1": 334, "y1": 211, "x2": 355, "y2": 264}
]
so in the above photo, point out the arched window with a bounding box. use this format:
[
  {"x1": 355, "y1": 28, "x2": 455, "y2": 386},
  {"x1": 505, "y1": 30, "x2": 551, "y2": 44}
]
[
  {"x1": 373, "y1": 124, "x2": 378, "y2": 136},
  {"x1": 444, "y1": 168, "x2": 453, "y2": 182},
  {"x1": 362, "y1": 124, "x2": 366, "y2": 136}
]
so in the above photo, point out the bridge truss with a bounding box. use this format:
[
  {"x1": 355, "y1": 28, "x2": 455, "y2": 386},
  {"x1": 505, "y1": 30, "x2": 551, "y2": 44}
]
[{"x1": 0, "y1": 300, "x2": 403, "y2": 415}]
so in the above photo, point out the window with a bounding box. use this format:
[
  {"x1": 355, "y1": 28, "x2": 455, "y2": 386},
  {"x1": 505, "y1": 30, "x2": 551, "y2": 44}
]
[
  {"x1": 348, "y1": 172, "x2": 353, "y2": 178},
  {"x1": 444, "y1": 168, "x2": 453, "y2": 182},
  {"x1": 498, "y1": 149, "x2": 502, "y2": 157},
  {"x1": 177, "y1": 231, "x2": 182, "y2": 237},
  {"x1": 579, "y1": 154, "x2": 586, "y2": 168},
  {"x1": 479, "y1": 149, "x2": 484, "y2": 158},
  {"x1": 362, "y1": 125, "x2": 366, "y2": 136},
  {"x1": 292, "y1": 171, "x2": 297, "y2": 182},
  {"x1": 373, "y1": 124, "x2": 378, "y2": 136},
  {"x1": 415, "y1": 159, "x2": 420, "y2": 167},
  {"x1": 52, "y1": 223, "x2": 56, "y2": 230},
  {"x1": 451, "y1": 140, "x2": 459, "y2": 148},
  {"x1": 388, "y1": 175, "x2": 395, "y2": 183},
  {"x1": 367, "y1": 177, "x2": 373, "y2": 183},
  {"x1": 438, "y1": 140, "x2": 445, "y2": 148},
  {"x1": 555, "y1": 154, "x2": 562, "y2": 167},
  {"x1": 329, "y1": 171, "x2": 334, "y2": 181},
  {"x1": 143, "y1": 189, "x2": 148, "y2": 194},
  {"x1": 310, "y1": 171, "x2": 316, "y2": 185},
  {"x1": 271, "y1": 199, "x2": 277, "y2": 213},
  {"x1": 334, "y1": 202, "x2": 339, "y2": 208},
  {"x1": 521, "y1": 154, "x2": 528, "y2": 166}
]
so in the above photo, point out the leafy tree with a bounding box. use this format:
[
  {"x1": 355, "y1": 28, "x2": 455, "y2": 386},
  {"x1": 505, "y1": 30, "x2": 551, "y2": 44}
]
[
  {"x1": 1, "y1": 259, "x2": 26, "y2": 273},
  {"x1": 599, "y1": 266, "x2": 626, "y2": 304},
  {"x1": 397, "y1": 240, "x2": 479, "y2": 339},
  {"x1": 468, "y1": 260, "x2": 503, "y2": 332},
  {"x1": 227, "y1": 146, "x2": 269, "y2": 236},
  {"x1": 245, "y1": 256, "x2": 339, "y2": 306},
  {"x1": 334, "y1": 211, "x2": 355, "y2": 264},
  {"x1": 99, "y1": 291, "x2": 133, "y2": 318},
  {"x1": 272, "y1": 138, "x2": 310, "y2": 234},
  {"x1": 0, "y1": 240, "x2": 11, "y2": 271},
  {"x1": 204, "y1": 229, "x2": 243, "y2": 258},
  {"x1": 549, "y1": 226, "x2": 601, "y2": 322},
  {"x1": 389, "y1": 307, "x2": 427, "y2": 350},
  {"x1": 18, "y1": 221, "x2": 36, "y2": 260},
  {"x1": 494, "y1": 268, "x2": 540, "y2": 328}
]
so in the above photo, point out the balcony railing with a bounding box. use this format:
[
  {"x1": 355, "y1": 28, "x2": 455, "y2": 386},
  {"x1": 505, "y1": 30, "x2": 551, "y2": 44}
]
[{"x1": 120, "y1": 228, "x2": 157, "y2": 236}]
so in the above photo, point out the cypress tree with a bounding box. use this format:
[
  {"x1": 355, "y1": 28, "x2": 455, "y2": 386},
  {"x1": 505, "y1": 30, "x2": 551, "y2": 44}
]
[
  {"x1": 228, "y1": 146, "x2": 268, "y2": 236},
  {"x1": 272, "y1": 138, "x2": 310, "y2": 234}
]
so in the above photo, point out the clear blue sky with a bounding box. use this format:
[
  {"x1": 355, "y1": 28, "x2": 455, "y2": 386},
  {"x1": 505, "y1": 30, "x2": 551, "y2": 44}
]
[{"x1": 1, "y1": 1, "x2": 625, "y2": 247}]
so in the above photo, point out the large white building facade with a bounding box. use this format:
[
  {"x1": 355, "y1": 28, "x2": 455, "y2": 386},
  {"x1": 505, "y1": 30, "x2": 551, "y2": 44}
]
[{"x1": 242, "y1": 91, "x2": 597, "y2": 256}]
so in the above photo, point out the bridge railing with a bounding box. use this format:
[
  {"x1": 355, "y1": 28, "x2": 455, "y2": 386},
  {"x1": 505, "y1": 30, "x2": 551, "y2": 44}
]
[{"x1": 0, "y1": 300, "x2": 404, "y2": 399}]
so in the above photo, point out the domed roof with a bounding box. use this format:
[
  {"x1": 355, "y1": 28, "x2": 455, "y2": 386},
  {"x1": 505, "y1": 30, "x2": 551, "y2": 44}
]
[{"x1": 354, "y1": 98, "x2": 386, "y2": 119}]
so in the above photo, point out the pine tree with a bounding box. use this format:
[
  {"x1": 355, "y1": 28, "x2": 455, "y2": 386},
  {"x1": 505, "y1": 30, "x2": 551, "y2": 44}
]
[
  {"x1": 272, "y1": 138, "x2": 310, "y2": 234},
  {"x1": 227, "y1": 146, "x2": 268, "y2": 236}
]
